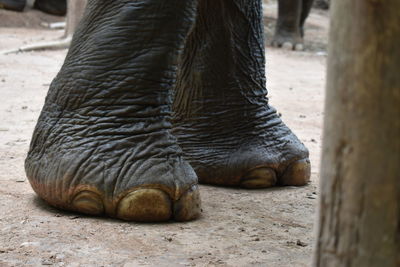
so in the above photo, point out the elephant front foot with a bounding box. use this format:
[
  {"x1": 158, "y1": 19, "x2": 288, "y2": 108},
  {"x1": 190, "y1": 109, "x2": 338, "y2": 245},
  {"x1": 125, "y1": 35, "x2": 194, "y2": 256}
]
[
  {"x1": 174, "y1": 106, "x2": 311, "y2": 189},
  {"x1": 26, "y1": 118, "x2": 201, "y2": 222},
  {"x1": 24, "y1": 0, "x2": 204, "y2": 222},
  {"x1": 271, "y1": 29, "x2": 304, "y2": 51}
]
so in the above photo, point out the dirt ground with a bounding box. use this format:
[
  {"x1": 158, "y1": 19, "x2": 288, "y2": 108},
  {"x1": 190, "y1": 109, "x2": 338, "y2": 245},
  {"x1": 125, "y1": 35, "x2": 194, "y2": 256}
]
[{"x1": 0, "y1": 3, "x2": 329, "y2": 267}]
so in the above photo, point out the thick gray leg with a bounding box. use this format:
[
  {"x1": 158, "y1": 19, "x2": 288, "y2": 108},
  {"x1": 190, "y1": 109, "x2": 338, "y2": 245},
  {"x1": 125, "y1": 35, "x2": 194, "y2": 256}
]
[
  {"x1": 300, "y1": 0, "x2": 314, "y2": 36},
  {"x1": 173, "y1": 0, "x2": 310, "y2": 188},
  {"x1": 26, "y1": 0, "x2": 201, "y2": 222},
  {"x1": 272, "y1": 0, "x2": 314, "y2": 50}
]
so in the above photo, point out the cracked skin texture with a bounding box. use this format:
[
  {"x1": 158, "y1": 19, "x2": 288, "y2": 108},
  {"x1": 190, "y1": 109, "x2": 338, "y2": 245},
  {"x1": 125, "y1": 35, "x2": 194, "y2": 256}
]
[
  {"x1": 173, "y1": 0, "x2": 310, "y2": 188},
  {"x1": 25, "y1": 0, "x2": 310, "y2": 222}
]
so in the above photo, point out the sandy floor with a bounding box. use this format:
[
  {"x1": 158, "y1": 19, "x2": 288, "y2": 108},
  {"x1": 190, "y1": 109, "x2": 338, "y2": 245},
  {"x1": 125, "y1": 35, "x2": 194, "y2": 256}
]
[{"x1": 0, "y1": 4, "x2": 329, "y2": 267}]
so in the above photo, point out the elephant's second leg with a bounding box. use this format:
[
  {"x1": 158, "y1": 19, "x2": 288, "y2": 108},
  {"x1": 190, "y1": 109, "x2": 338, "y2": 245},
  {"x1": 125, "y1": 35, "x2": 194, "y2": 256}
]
[
  {"x1": 173, "y1": 0, "x2": 310, "y2": 188},
  {"x1": 272, "y1": 0, "x2": 304, "y2": 50},
  {"x1": 34, "y1": 0, "x2": 67, "y2": 16},
  {"x1": 300, "y1": 0, "x2": 314, "y2": 37},
  {"x1": 25, "y1": 0, "x2": 200, "y2": 222}
]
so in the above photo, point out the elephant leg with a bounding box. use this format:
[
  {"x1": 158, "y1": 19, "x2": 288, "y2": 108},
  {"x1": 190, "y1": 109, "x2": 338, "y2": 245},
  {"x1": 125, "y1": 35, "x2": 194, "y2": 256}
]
[
  {"x1": 272, "y1": 0, "x2": 304, "y2": 50},
  {"x1": 34, "y1": 0, "x2": 67, "y2": 16},
  {"x1": 173, "y1": 0, "x2": 310, "y2": 188},
  {"x1": 25, "y1": 0, "x2": 201, "y2": 222},
  {"x1": 300, "y1": 0, "x2": 314, "y2": 37}
]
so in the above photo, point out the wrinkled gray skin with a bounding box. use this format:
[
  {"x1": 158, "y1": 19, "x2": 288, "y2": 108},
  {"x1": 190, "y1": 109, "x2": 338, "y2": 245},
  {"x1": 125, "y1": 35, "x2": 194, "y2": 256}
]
[
  {"x1": 272, "y1": 0, "x2": 315, "y2": 50},
  {"x1": 313, "y1": 0, "x2": 329, "y2": 10},
  {"x1": 26, "y1": 0, "x2": 311, "y2": 222}
]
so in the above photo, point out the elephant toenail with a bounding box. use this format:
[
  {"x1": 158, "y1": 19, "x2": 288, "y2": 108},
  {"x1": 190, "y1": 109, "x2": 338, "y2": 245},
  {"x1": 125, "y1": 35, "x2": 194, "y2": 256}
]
[
  {"x1": 173, "y1": 184, "x2": 202, "y2": 222},
  {"x1": 116, "y1": 189, "x2": 172, "y2": 222},
  {"x1": 280, "y1": 159, "x2": 311, "y2": 186},
  {"x1": 240, "y1": 168, "x2": 277, "y2": 189},
  {"x1": 72, "y1": 191, "x2": 104, "y2": 215},
  {"x1": 294, "y1": 43, "x2": 304, "y2": 51},
  {"x1": 282, "y1": 42, "x2": 294, "y2": 50}
]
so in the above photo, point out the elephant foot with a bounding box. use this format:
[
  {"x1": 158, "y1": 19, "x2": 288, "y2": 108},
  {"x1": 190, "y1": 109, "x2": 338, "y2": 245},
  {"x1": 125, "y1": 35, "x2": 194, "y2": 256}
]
[
  {"x1": 24, "y1": 0, "x2": 202, "y2": 222},
  {"x1": 173, "y1": 106, "x2": 311, "y2": 189},
  {"x1": 26, "y1": 106, "x2": 201, "y2": 222},
  {"x1": 27, "y1": 140, "x2": 201, "y2": 222},
  {"x1": 271, "y1": 31, "x2": 304, "y2": 51}
]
